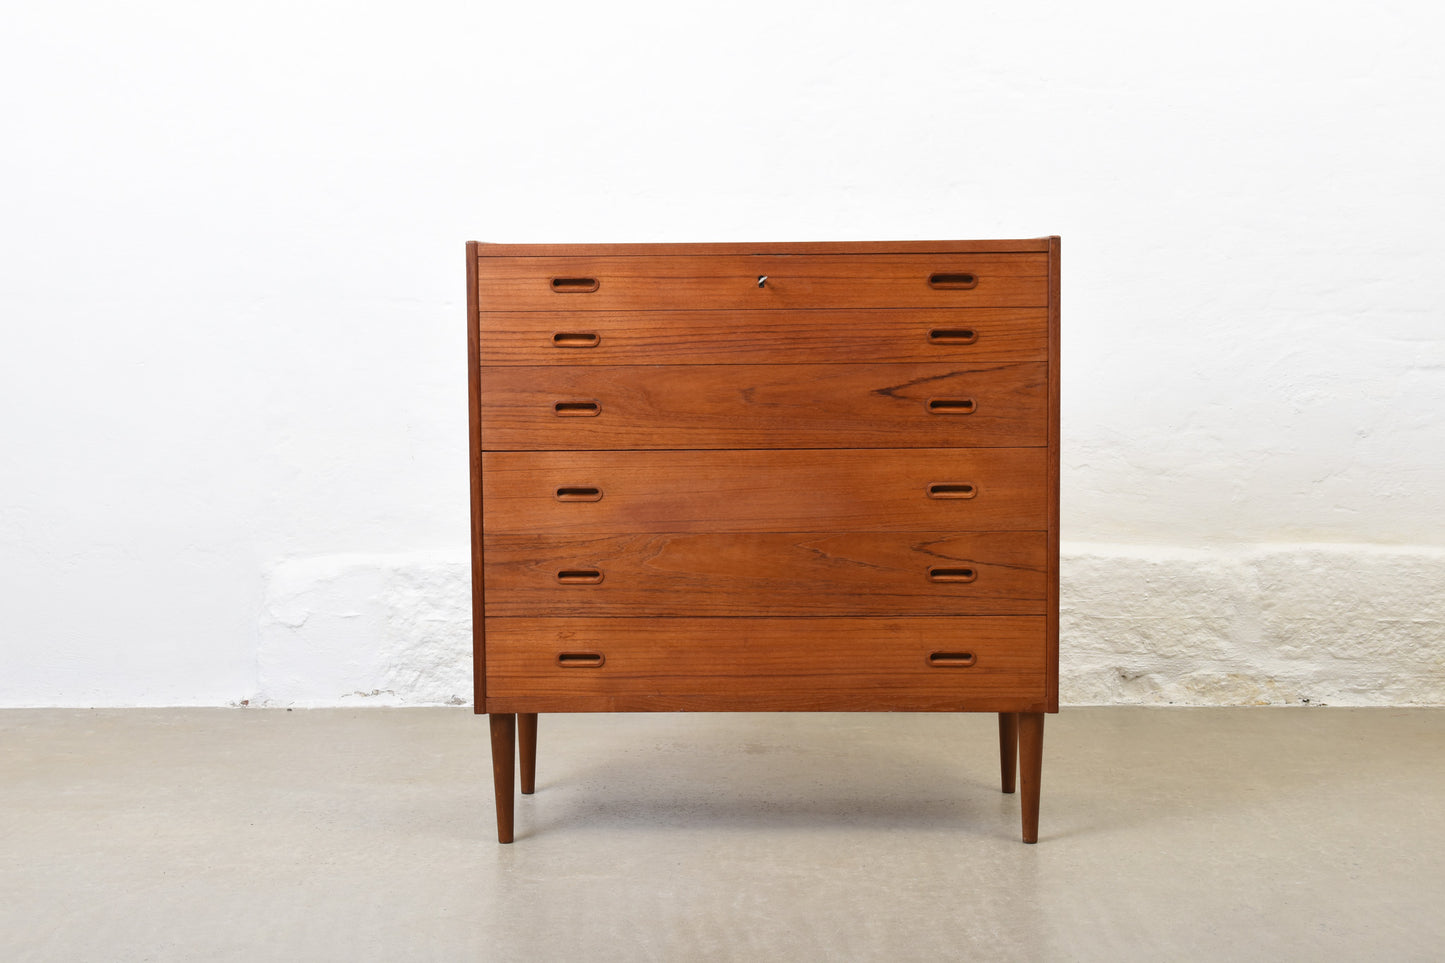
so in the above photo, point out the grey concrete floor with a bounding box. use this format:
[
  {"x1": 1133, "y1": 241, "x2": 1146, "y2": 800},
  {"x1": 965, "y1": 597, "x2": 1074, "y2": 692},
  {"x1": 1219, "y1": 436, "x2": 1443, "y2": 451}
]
[{"x1": 1, "y1": 707, "x2": 1441, "y2": 961}]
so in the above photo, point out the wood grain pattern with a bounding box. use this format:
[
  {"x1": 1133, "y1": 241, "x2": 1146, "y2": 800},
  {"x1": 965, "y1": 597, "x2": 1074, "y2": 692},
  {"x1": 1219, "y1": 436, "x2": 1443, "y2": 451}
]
[
  {"x1": 483, "y1": 531, "x2": 1047, "y2": 617},
  {"x1": 470, "y1": 237, "x2": 1059, "y2": 842},
  {"x1": 477, "y1": 254, "x2": 1048, "y2": 311},
  {"x1": 1046, "y1": 235, "x2": 1061, "y2": 713},
  {"x1": 476, "y1": 307, "x2": 1049, "y2": 365},
  {"x1": 466, "y1": 241, "x2": 487, "y2": 712},
  {"x1": 479, "y1": 362, "x2": 1047, "y2": 450},
  {"x1": 476, "y1": 239, "x2": 1053, "y2": 257},
  {"x1": 484, "y1": 617, "x2": 1048, "y2": 713},
  {"x1": 481, "y1": 448, "x2": 1049, "y2": 534}
]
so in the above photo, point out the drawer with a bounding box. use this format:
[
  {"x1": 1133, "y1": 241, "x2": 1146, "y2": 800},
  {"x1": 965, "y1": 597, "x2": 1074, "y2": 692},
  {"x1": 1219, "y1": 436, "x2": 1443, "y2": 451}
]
[
  {"x1": 477, "y1": 253, "x2": 1048, "y2": 311},
  {"x1": 483, "y1": 531, "x2": 1047, "y2": 617},
  {"x1": 476, "y1": 308, "x2": 1049, "y2": 365},
  {"x1": 479, "y1": 363, "x2": 1047, "y2": 450},
  {"x1": 481, "y1": 448, "x2": 1049, "y2": 534},
  {"x1": 483, "y1": 616, "x2": 1048, "y2": 712}
]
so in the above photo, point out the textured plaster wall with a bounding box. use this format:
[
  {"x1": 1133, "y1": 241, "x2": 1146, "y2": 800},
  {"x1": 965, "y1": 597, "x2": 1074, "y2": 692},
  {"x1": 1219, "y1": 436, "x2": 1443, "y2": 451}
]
[
  {"x1": 256, "y1": 545, "x2": 1445, "y2": 708},
  {"x1": 3, "y1": 1, "x2": 1443, "y2": 706}
]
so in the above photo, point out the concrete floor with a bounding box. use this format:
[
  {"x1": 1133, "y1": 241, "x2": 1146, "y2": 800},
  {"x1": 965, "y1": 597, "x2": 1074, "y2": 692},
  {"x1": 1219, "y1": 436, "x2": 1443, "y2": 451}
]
[{"x1": 1, "y1": 708, "x2": 1441, "y2": 961}]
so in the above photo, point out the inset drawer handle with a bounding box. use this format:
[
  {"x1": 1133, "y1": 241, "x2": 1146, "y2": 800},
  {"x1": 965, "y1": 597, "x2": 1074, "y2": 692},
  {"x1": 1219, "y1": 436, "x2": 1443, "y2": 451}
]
[
  {"x1": 927, "y1": 482, "x2": 977, "y2": 499},
  {"x1": 928, "y1": 567, "x2": 977, "y2": 583},
  {"x1": 552, "y1": 332, "x2": 601, "y2": 348},
  {"x1": 928, "y1": 652, "x2": 976, "y2": 667},
  {"x1": 927, "y1": 272, "x2": 978, "y2": 290},
  {"x1": 554, "y1": 401, "x2": 601, "y2": 417},
  {"x1": 928, "y1": 328, "x2": 978, "y2": 345},
  {"x1": 556, "y1": 569, "x2": 604, "y2": 585},
  {"x1": 555, "y1": 486, "x2": 603, "y2": 502},
  {"x1": 557, "y1": 652, "x2": 605, "y2": 668},
  {"x1": 551, "y1": 277, "x2": 599, "y2": 293},
  {"x1": 927, "y1": 398, "x2": 976, "y2": 415}
]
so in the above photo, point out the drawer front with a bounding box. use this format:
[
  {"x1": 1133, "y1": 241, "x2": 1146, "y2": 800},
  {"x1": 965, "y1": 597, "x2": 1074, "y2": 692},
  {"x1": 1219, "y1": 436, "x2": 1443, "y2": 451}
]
[
  {"x1": 481, "y1": 448, "x2": 1049, "y2": 534},
  {"x1": 483, "y1": 531, "x2": 1047, "y2": 617},
  {"x1": 477, "y1": 253, "x2": 1048, "y2": 311},
  {"x1": 484, "y1": 616, "x2": 1048, "y2": 712},
  {"x1": 480, "y1": 363, "x2": 1046, "y2": 450},
  {"x1": 476, "y1": 307, "x2": 1049, "y2": 365}
]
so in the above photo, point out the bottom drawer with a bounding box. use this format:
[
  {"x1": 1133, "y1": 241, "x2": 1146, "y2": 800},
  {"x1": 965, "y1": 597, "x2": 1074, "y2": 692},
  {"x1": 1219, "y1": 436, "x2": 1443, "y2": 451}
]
[{"x1": 483, "y1": 617, "x2": 1046, "y2": 713}]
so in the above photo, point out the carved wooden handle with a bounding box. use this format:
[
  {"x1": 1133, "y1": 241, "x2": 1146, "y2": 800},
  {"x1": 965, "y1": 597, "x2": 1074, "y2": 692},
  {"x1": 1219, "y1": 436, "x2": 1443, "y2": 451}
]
[
  {"x1": 927, "y1": 272, "x2": 977, "y2": 290},
  {"x1": 928, "y1": 567, "x2": 977, "y2": 583},
  {"x1": 927, "y1": 398, "x2": 976, "y2": 415},
  {"x1": 928, "y1": 652, "x2": 976, "y2": 667},
  {"x1": 552, "y1": 332, "x2": 601, "y2": 347},
  {"x1": 928, "y1": 328, "x2": 978, "y2": 345},
  {"x1": 555, "y1": 486, "x2": 603, "y2": 502},
  {"x1": 557, "y1": 652, "x2": 605, "y2": 667},
  {"x1": 556, "y1": 569, "x2": 604, "y2": 584}
]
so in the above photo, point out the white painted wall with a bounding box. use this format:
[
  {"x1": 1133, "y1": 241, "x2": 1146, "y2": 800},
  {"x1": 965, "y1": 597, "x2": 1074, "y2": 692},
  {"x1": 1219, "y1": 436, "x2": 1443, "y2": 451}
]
[{"x1": 3, "y1": 1, "x2": 1442, "y2": 706}]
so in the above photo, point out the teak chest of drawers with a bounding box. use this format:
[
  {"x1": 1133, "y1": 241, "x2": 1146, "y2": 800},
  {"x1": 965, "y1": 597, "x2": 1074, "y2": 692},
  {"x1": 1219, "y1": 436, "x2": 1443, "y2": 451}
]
[{"x1": 467, "y1": 238, "x2": 1060, "y2": 842}]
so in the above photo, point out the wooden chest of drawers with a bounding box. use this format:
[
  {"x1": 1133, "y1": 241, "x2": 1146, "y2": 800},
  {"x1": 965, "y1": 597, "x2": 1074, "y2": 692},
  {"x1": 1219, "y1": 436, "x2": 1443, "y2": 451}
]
[{"x1": 467, "y1": 238, "x2": 1060, "y2": 842}]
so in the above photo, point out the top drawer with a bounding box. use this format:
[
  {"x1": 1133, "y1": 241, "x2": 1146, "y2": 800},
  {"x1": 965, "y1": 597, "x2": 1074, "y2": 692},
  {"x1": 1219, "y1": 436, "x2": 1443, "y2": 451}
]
[{"x1": 476, "y1": 253, "x2": 1049, "y2": 311}]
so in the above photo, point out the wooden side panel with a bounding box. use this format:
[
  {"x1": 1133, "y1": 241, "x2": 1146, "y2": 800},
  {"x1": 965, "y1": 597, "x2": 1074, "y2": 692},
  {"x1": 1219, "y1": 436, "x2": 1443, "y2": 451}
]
[
  {"x1": 1046, "y1": 236, "x2": 1062, "y2": 713},
  {"x1": 483, "y1": 531, "x2": 1047, "y2": 617},
  {"x1": 476, "y1": 308, "x2": 1050, "y2": 365},
  {"x1": 481, "y1": 448, "x2": 1049, "y2": 534},
  {"x1": 484, "y1": 617, "x2": 1049, "y2": 712},
  {"x1": 479, "y1": 363, "x2": 1047, "y2": 450},
  {"x1": 466, "y1": 241, "x2": 486, "y2": 712},
  {"x1": 477, "y1": 254, "x2": 1048, "y2": 311}
]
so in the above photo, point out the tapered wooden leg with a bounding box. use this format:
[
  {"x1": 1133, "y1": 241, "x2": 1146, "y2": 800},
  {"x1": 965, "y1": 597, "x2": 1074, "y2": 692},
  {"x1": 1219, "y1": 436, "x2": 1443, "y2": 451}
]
[
  {"x1": 518, "y1": 713, "x2": 538, "y2": 795},
  {"x1": 1019, "y1": 712, "x2": 1044, "y2": 844},
  {"x1": 489, "y1": 713, "x2": 516, "y2": 844},
  {"x1": 998, "y1": 712, "x2": 1019, "y2": 794}
]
